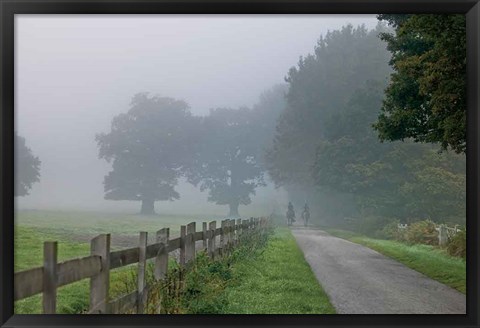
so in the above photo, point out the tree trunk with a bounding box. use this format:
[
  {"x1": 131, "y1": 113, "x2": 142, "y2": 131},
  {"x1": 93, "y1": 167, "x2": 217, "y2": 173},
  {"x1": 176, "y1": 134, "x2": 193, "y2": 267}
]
[
  {"x1": 140, "y1": 198, "x2": 155, "y2": 215},
  {"x1": 228, "y1": 202, "x2": 239, "y2": 218}
]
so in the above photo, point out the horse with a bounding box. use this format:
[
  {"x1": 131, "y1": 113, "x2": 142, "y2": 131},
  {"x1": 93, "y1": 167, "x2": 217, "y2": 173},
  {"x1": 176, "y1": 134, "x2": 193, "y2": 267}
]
[
  {"x1": 302, "y1": 209, "x2": 310, "y2": 227},
  {"x1": 286, "y1": 209, "x2": 295, "y2": 226}
]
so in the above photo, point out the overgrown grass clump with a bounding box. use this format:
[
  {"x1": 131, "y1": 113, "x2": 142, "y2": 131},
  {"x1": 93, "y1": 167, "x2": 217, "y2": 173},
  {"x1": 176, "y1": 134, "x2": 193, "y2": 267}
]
[{"x1": 325, "y1": 228, "x2": 466, "y2": 294}]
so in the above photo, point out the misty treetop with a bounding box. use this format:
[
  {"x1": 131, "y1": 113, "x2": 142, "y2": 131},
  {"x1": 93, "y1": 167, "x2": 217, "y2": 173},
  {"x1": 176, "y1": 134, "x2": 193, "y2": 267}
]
[
  {"x1": 15, "y1": 133, "x2": 41, "y2": 197},
  {"x1": 186, "y1": 107, "x2": 267, "y2": 218},
  {"x1": 267, "y1": 23, "x2": 392, "y2": 189},
  {"x1": 374, "y1": 14, "x2": 466, "y2": 154},
  {"x1": 95, "y1": 87, "x2": 286, "y2": 217},
  {"x1": 96, "y1": 93, "x2": 199, "y2": 215}
]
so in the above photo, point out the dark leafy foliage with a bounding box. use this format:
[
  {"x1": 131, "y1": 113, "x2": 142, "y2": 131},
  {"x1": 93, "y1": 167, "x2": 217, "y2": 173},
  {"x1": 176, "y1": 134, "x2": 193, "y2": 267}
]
[{"x1": 374, "y1": 14, "x2": 466, "y2": 153}]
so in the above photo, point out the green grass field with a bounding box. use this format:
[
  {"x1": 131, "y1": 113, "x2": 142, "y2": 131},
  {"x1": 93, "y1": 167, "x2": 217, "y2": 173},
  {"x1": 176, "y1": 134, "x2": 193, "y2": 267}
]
[
  {"x1": 16, "y1": 210, "x2": 218, "y2": 243},
  {"x1": 14, "y1": 210, "x2": 335, "y2": 314},
  {"x1": 324, "y1": 228, "x2": 466, "y2": 294},
  {"x1": 222, "y1": 228, "x2": 336, "y2": 314},
  {"x1": 14, "y1": 209, "x2": 219, "y2": 314}
]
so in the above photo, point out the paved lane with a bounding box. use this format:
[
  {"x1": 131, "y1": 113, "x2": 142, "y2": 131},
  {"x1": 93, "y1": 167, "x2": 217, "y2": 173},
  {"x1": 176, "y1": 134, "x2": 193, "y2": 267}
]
[{"x1": 291, "y1": 228, "x2": 466, "y2": 314}]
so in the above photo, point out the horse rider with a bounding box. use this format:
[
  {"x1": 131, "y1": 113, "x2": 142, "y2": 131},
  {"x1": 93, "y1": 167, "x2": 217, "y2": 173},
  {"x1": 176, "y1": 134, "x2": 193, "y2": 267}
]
[
  {"x1": 302, "y1": 201, "x2": 310, "y2": 226},
  {"x1": 287, "y1": 202, "x2": 296, "y2": 224}
]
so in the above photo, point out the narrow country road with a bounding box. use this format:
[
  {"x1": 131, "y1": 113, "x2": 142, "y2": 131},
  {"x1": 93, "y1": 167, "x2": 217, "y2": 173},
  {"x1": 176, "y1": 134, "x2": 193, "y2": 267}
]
[{"x1": 291, "y1": 227, "x2": 466, "y2": 314}]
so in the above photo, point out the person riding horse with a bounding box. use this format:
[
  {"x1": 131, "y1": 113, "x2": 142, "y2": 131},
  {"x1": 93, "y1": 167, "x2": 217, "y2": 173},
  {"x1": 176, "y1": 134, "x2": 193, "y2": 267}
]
[
  {"x1": 302, "y1": 202, "x2": 310, "y2": 227},
  {"x1": 286, "y1": 202, "x2": 296, "y2": 226}
]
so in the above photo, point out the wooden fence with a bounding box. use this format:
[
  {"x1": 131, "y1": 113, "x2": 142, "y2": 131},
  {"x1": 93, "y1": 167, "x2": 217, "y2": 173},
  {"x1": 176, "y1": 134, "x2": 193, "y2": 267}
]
[
  {"x1": 397, "y1": 223, "x2": 464, "y2": 246},
  {"x1": 14, "y1": 217, "x2": 270, "y2": 314}
]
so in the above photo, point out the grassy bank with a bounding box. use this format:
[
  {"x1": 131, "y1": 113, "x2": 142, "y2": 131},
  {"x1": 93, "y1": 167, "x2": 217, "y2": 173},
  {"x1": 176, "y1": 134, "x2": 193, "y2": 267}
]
[
  {"x1": 14, "y1": 210, "x2": 335, "y2": 314},
  {"x1": 15, "y1": 226, "x2": 142, "y2": 314},
  {"x1": 324, "y1": 228, "x2": 466, "y2": 294},
  {"x1": 222, "y1": 228, "x2": 336, "y2": 314}
]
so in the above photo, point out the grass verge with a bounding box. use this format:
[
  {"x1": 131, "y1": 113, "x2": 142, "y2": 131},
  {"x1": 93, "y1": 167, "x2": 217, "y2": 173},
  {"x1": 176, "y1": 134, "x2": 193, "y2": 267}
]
[
  {"x1": 324, "y1": 228, "x2": 466, "y2": 294},
  {"x1": 221, "y1": 228, "x2": 336, "y2": 314},
  {"x1": 14, "y1": 226, "x2": 150, "y2": 314},
  {"x1": 15, "y1": 223, "x2": 336, "y2": 314}
]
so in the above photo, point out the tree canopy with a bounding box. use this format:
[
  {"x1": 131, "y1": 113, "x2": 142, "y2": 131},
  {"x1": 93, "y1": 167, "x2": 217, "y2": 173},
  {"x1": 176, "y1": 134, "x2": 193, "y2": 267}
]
[
  {"x1": 15, "y1": 133, "x2": 41, "y2": 197},
  {"x1": 187, "y1": 107, "x2": 266, "y2": 217},
  {"x1": 267, "y1": 24, "x2": 392, "y2": 189},
  {"x1": 266, "y1": 22, "x2": 466, "y2": 225},
  {"x1": 96, "y1": 93, "x2": 198, "y2": 215},
  {"x1": 374, "y1": 14, "x2": 466, "y2": 153}
]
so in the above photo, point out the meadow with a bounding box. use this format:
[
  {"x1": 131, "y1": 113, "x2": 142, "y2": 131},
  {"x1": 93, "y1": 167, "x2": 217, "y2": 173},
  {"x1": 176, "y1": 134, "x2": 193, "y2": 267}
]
[
  {"x1": 14, "y1": 210, "x2": 334, "y2": 314},
  {"x1": 14, "y1": 209, "x2": 223, "y2": 313}
]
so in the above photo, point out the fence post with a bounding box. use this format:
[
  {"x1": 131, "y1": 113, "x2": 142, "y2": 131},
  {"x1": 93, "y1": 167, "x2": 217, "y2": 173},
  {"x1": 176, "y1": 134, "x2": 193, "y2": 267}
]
[
  {"x1": 202, "y1": 222, "x2": 207, "y2": 250},
  {"x1": 236, "y1": 218, "x2": 242, "y2": 245},
  {"x1": 43, "y1": 241, "x2": 57, "y2": 314},
  {"x1": 186, "y1": 222, "x2": 196, "y2": 263},
  {"x1": 242, "y1": 219, "x2": 248, "y2": 241},
  {"x1": 90, "y1": 234, "x2": 110, "y2": 313},
  {"x1": 230, "y1": 219, "x2": 235, "y2": 248},
  {"x1": 225, "y1": 220, "x2": 230, "y2": 253},
  {"x1": 137, "y1": 232, "x2": 148, "y2": 314},
  {"x1": 208, "y1": 221, "x2": 216, "y2": 258},
  {"x1": 180, "y1": 225, "x2": 186, "y2": 267},
  {"x1": 439, "y1": 224, "x2": 448, "y2": 246},
  {"x1": 220, "y1": 220, "x2": 226, "y2": 256},
  {"x1": 155, "y1": 228, "x2": 169, "y2": 280}
]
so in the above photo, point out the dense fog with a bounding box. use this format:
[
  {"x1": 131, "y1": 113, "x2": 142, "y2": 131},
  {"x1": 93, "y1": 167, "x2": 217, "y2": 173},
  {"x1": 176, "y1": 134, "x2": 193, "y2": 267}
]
[{"x1": 15, "y1": 15, "x2": 378, "y2": 215}]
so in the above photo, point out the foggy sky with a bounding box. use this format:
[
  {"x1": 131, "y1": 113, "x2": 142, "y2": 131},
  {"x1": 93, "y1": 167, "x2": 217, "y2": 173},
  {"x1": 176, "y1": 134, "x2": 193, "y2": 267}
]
[{"x1": 15, "y1": 14, "x2": 378, "y2": 214}]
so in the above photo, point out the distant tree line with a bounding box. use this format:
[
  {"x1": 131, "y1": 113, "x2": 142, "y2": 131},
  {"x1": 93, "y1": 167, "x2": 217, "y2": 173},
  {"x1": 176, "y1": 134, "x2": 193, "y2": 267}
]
[
  {"x1": 95, "y1": 86, "x2": 287, "y2": 216},
  {"x1": 267, "y1": 17, "x2": 466, "y2": 225},
  {"x1": 17, "y1": 14, "x2": 466, "y2": 225}
]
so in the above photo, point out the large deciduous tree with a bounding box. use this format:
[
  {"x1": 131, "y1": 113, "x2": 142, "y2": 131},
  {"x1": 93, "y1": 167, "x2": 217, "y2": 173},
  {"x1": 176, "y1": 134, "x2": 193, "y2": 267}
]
[
  {"x1": 15, "y1": 133, "x2": 41, "y2": 196},
  {"x1": 188, "y1": 107, "x2": 266, "y2": 217},
  {"x1": 374, "y1": 14, "x2": 466, "y2": 153},
  {"x1": 96, "y1": 93, "x2": 197, "y2": 215}
]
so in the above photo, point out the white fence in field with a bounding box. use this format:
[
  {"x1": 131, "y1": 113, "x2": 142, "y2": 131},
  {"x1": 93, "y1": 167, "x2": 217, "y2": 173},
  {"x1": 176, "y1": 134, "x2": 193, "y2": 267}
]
[{"x1": 397, "y1": 223, "x2": 464, "y2": 246}]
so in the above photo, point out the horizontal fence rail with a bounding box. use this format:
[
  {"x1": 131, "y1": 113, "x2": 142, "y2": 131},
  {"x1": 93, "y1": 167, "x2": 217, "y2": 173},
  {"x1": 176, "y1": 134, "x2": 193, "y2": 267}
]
[{"x1": 14, "y1": 216, "x2": 270, "y2": 314}]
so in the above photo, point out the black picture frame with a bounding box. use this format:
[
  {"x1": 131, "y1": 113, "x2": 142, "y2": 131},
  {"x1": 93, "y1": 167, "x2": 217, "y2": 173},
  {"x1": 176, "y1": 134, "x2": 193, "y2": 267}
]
[{"x1": 1, "y1": 1, "x2": 479, "y2": 327}]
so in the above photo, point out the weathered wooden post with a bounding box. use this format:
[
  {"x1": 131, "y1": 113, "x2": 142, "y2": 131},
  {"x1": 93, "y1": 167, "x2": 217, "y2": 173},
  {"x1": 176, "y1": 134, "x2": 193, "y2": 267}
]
[
  {"x1": 89, "y1": 234, "x2": 110, "y2": 313},
  {"x1": 208, "y1": 221, "x2": 216, "y2": 258},
  {"x1": 220, "y1": 220, "x2": 226, "y2": 257},
  {"x1": 202, "y1": 222, "x2": 208, "y2": 250},
  {"x1": 155, "y1": 228, "x2": 169, "y2": 280},
  {"x1": 236, "y1": 218, "x2": 242, "y2": 245},
  {"x1": 225, "y1": 220, "x2": 231, "y2": 253},
  {"x1": 137, "y1": 232, "x2": 148, "y2": 314},
  {"x1": 242, "y1": 219, "x2": 248, "y2": 241},
  {"x1": 186, "y1": 222, "x2": 196, "y2": 263},
  {"x1": 439, "y1": 224, "x2": 448, "y2": 246},
  {"x1": 180, "y1": 225, "x2": 186, "y2": 267},
  {"x1": 43, "y1": 241, "x2": 58, "y2": 314},
  {"x1": 230, "y1": 219, "x2": 235, "y2": 247}
]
